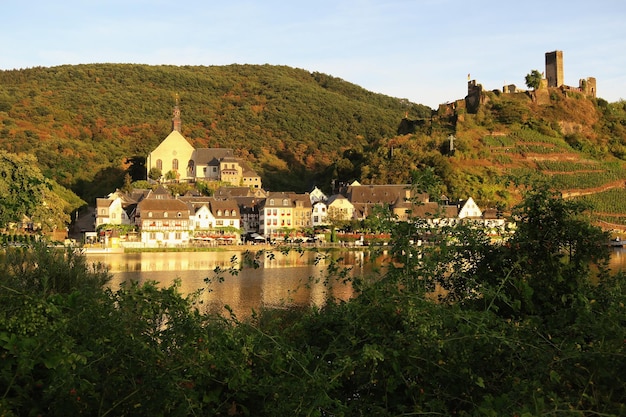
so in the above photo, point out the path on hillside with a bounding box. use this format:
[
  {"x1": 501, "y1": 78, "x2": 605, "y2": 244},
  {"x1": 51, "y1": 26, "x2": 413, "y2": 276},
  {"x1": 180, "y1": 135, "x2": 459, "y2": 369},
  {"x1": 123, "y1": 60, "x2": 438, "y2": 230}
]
[{"x1": 561, "y1": 180, "x2": 626, "y2": 198}]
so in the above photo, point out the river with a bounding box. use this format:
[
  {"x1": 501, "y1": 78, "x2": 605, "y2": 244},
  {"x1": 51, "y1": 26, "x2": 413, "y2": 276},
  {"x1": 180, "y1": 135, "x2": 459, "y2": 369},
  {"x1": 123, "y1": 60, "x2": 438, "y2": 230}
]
[
  {"x1": 85, "y1": 247, "x2": 626, "y2": 318},
  {"x1": 86, "y1": 249, "x2": 371, "y2": 318}
]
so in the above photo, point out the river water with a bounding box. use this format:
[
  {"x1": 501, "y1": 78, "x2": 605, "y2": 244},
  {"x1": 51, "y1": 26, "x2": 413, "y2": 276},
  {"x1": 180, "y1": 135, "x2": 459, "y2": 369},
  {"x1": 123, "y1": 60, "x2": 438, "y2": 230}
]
[
  {"x1": 85, "y1": 247, "x2": 626, "y2": 318},
  {"x1": 86, "y1": 249, "x2": 372, "y2": 318}
]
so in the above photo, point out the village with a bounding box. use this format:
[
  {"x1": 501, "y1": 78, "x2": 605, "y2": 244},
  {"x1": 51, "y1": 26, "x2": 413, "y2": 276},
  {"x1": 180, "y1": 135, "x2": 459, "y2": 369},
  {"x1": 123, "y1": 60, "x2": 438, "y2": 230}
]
[{"x1": 90, "y1": 103, "x2": 507, "y2": 249}]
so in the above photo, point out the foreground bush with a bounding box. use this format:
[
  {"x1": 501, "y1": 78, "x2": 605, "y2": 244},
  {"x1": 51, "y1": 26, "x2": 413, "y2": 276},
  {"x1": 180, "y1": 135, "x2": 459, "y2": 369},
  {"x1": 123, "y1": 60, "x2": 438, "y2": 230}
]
[{"x1": 1, "y1": 187, "x2": 625, "y2": 416}]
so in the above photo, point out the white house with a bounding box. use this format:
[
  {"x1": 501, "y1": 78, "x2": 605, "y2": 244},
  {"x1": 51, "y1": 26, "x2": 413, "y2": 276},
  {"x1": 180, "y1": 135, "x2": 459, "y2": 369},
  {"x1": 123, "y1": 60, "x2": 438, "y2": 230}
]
[
  {"x1": 259, "y1": 192, "x2": 293, "y2": 239},
  {"x1": 312, "y1": 201, "x2": 328, "y2": 227},
  {"x1": 136, "y1": 196, "x2": 191, "y2": 247},
  {"x1": 95, "y1": 190, "x2": 134, "y2": 228}
]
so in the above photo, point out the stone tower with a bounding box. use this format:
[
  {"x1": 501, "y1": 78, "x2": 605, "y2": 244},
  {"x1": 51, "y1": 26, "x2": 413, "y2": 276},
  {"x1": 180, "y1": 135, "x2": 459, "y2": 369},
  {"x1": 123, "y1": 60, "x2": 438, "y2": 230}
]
[{"x1": 545, "y1": 50, "x2": 564, "y2": 88}]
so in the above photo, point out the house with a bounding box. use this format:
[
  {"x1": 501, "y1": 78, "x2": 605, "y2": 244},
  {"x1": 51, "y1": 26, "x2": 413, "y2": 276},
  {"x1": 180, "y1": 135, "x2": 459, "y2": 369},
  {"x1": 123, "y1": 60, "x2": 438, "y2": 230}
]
[
  {"x1": 95, "y1": 189, "x2": 140, "y2": 228},
  {"x1": 311, "y1": 201, "x2": 328, "y2": 227},
  {"x1": 325, "y1": 194, "x2": 355, "y2": 222},
  {"x1": 289, "y1": 192, "x2": 313, "y2": 232},
  {"x1": 259, "y1": 192, "x2": 294, "y2": 239},
  {"x1": 135, "y1": 192, "x2": 191, "y2": 247},
  {"x1": 342, "y1": 183, "x2": 427, "y2": 220},
  {"x1": 146, "y1": 103, "x2": 262, "y2": 188},
  {"x1": 309, "y1": 186, "x2": 327, "y2": 204},
  {"x1": 235, "y1": 197, "x2": 262, "y2": 235},
  {"x1": 180, "y1": 196, "x2": 242, "y2": 243}
]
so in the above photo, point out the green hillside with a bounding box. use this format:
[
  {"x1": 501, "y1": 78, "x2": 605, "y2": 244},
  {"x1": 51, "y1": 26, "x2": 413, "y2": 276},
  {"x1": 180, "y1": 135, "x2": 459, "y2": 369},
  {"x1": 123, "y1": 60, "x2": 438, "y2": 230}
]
[
  {"x1": 1, "y1": 64, "x2": 626, "y2": 225},
  {"x1": 0, "y1": 64, "x2": 429, "y2": 201}
]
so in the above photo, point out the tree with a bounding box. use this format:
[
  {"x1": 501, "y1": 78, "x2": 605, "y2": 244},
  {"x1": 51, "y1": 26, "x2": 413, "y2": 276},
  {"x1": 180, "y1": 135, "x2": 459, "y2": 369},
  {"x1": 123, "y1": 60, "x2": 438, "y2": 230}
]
[
  {"x1": 362, "y1": 204, "x2": 396, "y2": 233},
  {"x1": 121, "y1": 173, "x2": 133, "y2": 193},
  {"x1": 148, "y1": 167, "x2": 162, "y2": 181},
  {"x1": 525, "y1": 69, "x2": 542, "y2": 90},
  {"x1": 0, "y1": 151, "x2": 48, "y2": 229}
]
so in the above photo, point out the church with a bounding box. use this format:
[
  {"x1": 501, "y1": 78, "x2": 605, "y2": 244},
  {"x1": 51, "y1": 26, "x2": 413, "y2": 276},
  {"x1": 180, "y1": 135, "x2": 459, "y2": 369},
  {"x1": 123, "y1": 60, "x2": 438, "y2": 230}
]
[{"x1": 146, "y1": 102, "x2": 262, "y2": 188}]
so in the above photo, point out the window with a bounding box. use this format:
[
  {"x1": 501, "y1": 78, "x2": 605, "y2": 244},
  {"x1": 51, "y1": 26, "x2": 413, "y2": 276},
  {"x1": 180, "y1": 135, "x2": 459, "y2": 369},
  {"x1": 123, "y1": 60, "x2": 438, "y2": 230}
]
[
  {"x1": 112, "y1": 213, "x2": 116, "y2": 219},
  {"x1": 175, "y1": 232, "x2": 181, "y2": 240},
  {"x1": 164, "y1": 212, "x2": 168, "y2": 218},
  {"x1": 177, "y1": 212, "x2": 182, "y2": 218},
  {"x1": 100, "y1": 209, "x2": 106, "y2": 215},
  {"x1": 217, "y1": 210, "x2": 222, "y2": 216},
  {"x1": 269, "y1": 199, "x2": 275, "y2": 206},
  {"x1": 149, "y1": 232, "x2": 156, "y2": 240},
  {"x1": 172, "y1": 159, "x2": 179, "y2": 170},
  {"x1": 283, "y1": 199, "x2": 288, "y2": 205},
  {"x1": 231, "y1": 210, "x2": 236, "y2": 216},
  {"x1": 148, "y1": 212, "x2": 153, "y2": 218},
  {"x1": 156, "y1": 159, "x2": 162, "y2": 170},
  {"x1": 212, "y1": 167, "x2": 217, "y2": 173}
]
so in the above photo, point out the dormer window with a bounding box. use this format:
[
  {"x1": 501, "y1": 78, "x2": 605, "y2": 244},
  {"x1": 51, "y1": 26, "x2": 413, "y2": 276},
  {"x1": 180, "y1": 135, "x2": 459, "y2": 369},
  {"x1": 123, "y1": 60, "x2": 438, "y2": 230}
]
[
  {"x1": 177, "y1": 212, "x2": 182, "y2": 218},
  {"x1": 283, "y1": 199, "x2": 288, "y2": 205},
  {"x1": 269, "y1": 199, "x2": 274, "y2": 206},
  {"x1": 164, "y1": 212, "x2": 168, "y2": 218},
  {"x1": 148, "y1": 212, "x2": 153, "y2": 218},
  {"x1": 217, "y1": 210, "x2": 222, "y2": 216}
]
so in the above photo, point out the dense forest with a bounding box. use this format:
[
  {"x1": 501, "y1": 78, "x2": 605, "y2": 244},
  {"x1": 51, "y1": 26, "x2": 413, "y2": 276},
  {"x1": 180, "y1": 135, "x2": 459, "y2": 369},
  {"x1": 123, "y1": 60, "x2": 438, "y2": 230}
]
[
  {"x1": 2, "y1": 63, "x2": 626, "y2": 225},
  {"x1": 0, "y1": 64, "x2": 430, "y2": 202}
]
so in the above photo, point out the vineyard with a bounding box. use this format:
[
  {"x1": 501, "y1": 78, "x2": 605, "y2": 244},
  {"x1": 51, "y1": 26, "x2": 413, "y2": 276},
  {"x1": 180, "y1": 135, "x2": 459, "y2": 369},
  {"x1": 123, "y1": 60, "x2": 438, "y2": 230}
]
[
  {"x1": 478, "y1": 126, "x2": 626, "y2": 226},
  {"x1": 574, "y1": 188, "x2": 626, "y2": 227}
]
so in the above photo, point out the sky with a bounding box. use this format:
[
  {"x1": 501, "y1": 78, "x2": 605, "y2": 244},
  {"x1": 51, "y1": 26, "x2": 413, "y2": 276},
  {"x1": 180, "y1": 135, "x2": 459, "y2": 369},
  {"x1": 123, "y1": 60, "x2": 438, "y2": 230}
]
[{"x1": 2, "y1": 0, "x2": 626, "y2": 109}]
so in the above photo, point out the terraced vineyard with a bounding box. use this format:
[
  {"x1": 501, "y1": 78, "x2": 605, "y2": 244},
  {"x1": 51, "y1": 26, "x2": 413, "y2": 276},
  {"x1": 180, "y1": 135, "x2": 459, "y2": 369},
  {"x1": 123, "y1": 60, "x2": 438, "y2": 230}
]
[
  {"x1": 574, "y1": 188, "x2": 626, "y2": 228},
  {"x1": 480, "y1": 128, "x2": 626, "y2": 226}
]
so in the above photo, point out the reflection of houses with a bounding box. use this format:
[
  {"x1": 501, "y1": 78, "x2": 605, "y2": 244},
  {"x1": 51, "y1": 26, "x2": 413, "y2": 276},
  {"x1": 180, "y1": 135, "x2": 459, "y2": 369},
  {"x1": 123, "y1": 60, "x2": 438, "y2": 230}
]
[{"x1": 146, "y1": 103, "x2": 262, "y2": 188}]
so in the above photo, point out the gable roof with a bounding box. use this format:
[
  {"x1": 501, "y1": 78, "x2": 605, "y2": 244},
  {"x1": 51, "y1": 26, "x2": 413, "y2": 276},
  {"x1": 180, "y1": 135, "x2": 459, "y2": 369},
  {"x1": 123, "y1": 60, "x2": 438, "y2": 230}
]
[
  {"x1": 343, "y1": 184, "x2": 425, "y2": 205},
  {"x1": 151, "y1": 130, "x2": 195, "y2": 154},
  {"x1": 137, "y1": 198, "x2": 190, "y2": 219},
  {"x1": 193, "y1": 148, "x2": 235, "y2": 166}
]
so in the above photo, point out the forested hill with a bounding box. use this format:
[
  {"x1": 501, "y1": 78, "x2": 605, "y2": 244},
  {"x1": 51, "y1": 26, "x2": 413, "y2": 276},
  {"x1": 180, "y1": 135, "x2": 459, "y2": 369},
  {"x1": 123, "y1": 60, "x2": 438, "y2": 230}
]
[
  {"x1": 0, "y1": 64, "x2": 431, "y2": 201},
  {"x1": 3, "y1": 64, "x2": 626, "y2": 226}
]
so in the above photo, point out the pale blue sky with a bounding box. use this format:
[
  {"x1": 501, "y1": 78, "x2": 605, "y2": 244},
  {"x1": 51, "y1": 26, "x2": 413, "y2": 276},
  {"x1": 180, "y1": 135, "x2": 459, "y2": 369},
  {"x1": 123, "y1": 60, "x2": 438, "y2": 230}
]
[{"x1": 2, "y1": 0, "x2": 625, "y2": 108}]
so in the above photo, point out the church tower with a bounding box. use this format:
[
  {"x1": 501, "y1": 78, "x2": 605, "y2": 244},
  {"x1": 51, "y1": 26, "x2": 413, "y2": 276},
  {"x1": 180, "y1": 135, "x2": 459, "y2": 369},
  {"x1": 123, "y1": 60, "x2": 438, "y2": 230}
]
[{"x1": 172, "y1": 94, "x2": 181, "y2": 132}]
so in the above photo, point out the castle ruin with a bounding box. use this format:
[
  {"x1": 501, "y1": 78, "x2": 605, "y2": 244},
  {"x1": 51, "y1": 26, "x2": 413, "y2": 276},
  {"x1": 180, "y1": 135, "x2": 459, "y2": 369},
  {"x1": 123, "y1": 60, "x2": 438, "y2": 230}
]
[{"x1": 460, "y1": 50, "x2": 596, "y2": 114}]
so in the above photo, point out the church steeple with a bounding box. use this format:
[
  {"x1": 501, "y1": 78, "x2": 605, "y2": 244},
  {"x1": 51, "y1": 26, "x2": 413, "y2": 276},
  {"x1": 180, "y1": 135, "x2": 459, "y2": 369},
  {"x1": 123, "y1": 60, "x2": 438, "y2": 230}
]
[{"x1": 172, "y1": 94, "x2": 181, "y2": 132}]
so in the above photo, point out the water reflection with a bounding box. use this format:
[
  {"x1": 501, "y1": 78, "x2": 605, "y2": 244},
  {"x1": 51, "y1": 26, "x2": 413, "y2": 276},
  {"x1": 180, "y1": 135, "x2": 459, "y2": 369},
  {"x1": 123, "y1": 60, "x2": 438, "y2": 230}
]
[
  {"x1": 609, "y1": 247, "x2": 626, "y2": 273},
  {"x1": 85, "y1": 248, "x2": 626, "y2": 318},
  {"x1": 86, "y1": 250, "x2": 368, "y2": 318}
]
